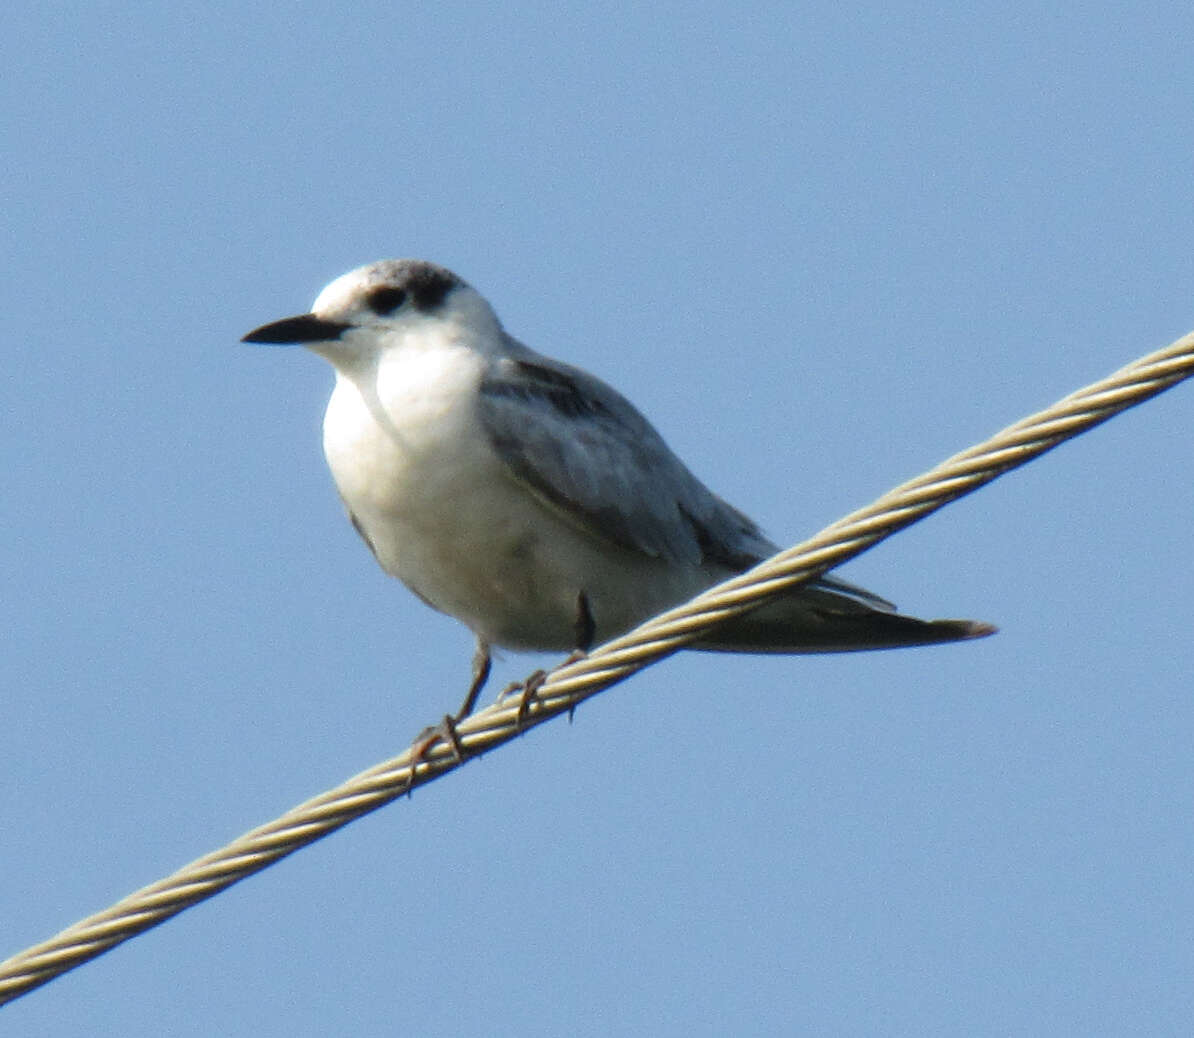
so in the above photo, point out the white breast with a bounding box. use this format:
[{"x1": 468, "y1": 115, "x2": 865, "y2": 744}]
[{"x1": 321, "y1": 335, "x2": 710, "y2": 650}]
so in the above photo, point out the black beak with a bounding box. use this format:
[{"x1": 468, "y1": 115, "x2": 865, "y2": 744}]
[{"x1": 241, "y1": 313, "x2": 352, "y2": 344}]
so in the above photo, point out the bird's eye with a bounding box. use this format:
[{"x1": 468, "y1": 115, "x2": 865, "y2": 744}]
[{"x1": 365, "y1": 287, "x2": 407, "y2": 314}]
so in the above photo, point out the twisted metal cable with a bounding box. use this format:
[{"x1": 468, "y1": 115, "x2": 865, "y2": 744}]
[{"x1": 2, "y1": 329, "x2": 1191, "y2": 1006}]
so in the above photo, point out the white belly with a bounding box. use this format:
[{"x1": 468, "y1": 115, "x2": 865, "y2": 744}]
[{"x1": 322, "y1": 353, "x2": 709, "y2": 650}]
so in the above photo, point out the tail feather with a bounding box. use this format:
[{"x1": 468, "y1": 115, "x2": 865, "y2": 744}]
[{"x1": 692, "y1": 578, "x2": 996, "y2": 654}]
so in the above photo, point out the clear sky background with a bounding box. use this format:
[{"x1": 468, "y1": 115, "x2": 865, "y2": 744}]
[{"x1": 4, "y1": 4, "x2": 1193, "y2": 1035}]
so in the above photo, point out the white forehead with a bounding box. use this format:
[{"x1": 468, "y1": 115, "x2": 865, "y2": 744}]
[{"x1": 311, "y1": 265, "x2": 377, "y2": 313}]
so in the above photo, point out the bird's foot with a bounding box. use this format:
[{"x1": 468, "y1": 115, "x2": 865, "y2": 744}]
[
  {"x1": 406, "y1": 714, "x2": 466, "y2": 795},
  {"x1": 493, "y1": 669, "x2": 548, "y2": 728},
  {"x1": 514, "y1": 669, "x2": 548, "y2": 728},
  {"x1": 498, "y1": 649, "x2": 589, "y2": 727}
]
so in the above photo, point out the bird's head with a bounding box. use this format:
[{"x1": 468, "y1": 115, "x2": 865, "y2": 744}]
[{"x1": 241, "y1": 259, "x2": 502, "y2": 369}]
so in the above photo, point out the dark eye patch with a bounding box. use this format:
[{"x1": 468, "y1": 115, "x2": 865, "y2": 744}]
[{"x1": 365, "y1": 286, "x2": 407, "y2": 314}]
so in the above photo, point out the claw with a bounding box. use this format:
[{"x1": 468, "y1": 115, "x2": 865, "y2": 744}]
[
  {"x1": 515, "y1": 669, "x2": 548, "y2": 728},
  {"x1": 406, "y1": 714, "x2": 466, "y2": 796}
]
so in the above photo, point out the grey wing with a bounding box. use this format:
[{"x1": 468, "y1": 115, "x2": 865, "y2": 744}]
[{"x1": 476, "y1": 342, "x2": 775, "y2": 570}]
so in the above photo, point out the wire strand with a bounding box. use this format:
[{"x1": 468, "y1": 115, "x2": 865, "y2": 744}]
[{"x1": 2, "y1": 329, "x2": 1191, "y2": 1006}]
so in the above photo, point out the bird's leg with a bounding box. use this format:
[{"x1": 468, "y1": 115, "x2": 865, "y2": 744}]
[
  {"x1": 406, "y1": 638, "x2": 491, "y2": 793},
  {"x1": 573, "y1": 589, "x2": 596, "y2": 657},
  {"x1": 516, "y1": 592, "x2": 594, "y2": 727},
  {"x1": 455, "y1": 638, "x2": 492, "y2": 721},
  {"x1": 562, "y1": 590, "x2": 595, "y2": 722}
]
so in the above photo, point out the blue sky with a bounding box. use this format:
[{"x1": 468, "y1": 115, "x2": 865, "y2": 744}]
[{"x1": 4, "y1": 3, "x2": 1193, "y2": 1035}]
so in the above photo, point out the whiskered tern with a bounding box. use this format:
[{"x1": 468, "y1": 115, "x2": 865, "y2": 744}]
[{"x1": 243, "y1": 260, "x2": 993, "y2": 720}]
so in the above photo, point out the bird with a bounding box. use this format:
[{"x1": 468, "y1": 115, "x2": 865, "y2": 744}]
[{"x1": 242, "y1": 259, "x2": 994, "y2": 721}]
